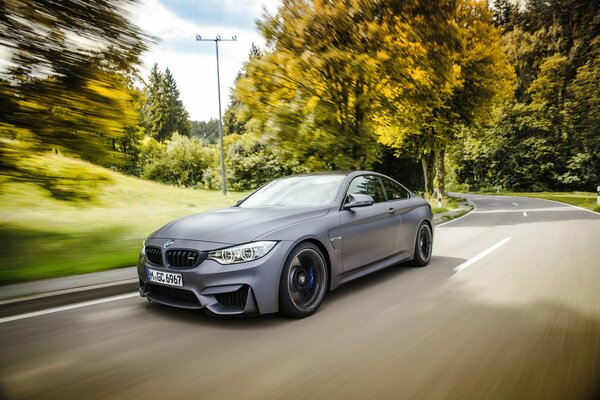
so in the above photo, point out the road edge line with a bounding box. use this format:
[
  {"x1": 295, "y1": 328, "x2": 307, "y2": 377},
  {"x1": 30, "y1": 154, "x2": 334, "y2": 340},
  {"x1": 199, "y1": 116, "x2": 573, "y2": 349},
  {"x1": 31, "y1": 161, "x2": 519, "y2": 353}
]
[
  {"x1": 453, "y1": 237, "x2": 512, "y2": 273},
  {"x1": 0, "y1": 292, "x2": 139, "y2": 324},
  {"x1": 436, "y1": 203, "x2": 477, "y2": 227},
  {"x1": 529, "y1": 197, "x2": 600, "y2": 217},
  {"x1": 0, "y1": 279, "x2": 139, "y2": 319},
  {"x1": 474, "y1": 194, "x2": 600, "y2": 217},
  {"x1": 0, "y1": 279, "x2": 139, "y2": 305}
]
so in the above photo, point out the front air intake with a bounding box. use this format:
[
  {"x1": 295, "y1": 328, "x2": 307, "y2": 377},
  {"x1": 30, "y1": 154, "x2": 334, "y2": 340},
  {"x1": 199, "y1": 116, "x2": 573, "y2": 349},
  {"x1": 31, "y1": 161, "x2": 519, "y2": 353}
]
[
  {"x1": 215, "y1": 286, "x2": 249, "y2": 309},
  {"x1": 146, "y1": 283, "x2": 200, "y2": 306}
]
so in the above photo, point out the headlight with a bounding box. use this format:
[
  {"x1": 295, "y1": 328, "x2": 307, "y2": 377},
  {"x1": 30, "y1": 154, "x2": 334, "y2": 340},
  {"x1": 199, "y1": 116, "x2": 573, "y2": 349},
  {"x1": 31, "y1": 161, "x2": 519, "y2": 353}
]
[
  {"x1": 208, "y1": 241, "x2": 277, "y2": 265},
  {"x1": 141, "y1": 238, "x2": 146, "y2": 256}
]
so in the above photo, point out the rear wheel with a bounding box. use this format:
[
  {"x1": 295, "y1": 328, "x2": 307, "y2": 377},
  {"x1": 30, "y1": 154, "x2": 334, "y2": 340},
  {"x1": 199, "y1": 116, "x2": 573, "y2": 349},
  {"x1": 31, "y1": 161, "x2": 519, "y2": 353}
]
[
  {"x1": 279, "y1": 242, "x2": 328, "y2": 318},
  {"x1": 411, "y1": 222, "x2": 433, "y2": 267}
]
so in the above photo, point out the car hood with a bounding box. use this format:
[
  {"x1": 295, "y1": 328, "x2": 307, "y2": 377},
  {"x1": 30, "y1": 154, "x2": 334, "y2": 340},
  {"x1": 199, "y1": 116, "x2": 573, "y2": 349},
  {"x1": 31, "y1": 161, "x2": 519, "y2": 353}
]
[{"x1": 149, "y1": 206, "x2": 330, "y2": 245}]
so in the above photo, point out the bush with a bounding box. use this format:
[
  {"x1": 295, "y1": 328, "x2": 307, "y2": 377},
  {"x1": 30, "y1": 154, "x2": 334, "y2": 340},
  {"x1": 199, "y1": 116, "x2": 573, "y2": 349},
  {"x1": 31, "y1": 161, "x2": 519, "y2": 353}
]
[
  {"x1": 140, "y1": 133, "x2": 218, "y2": 187},
  {"x1": 446, "y1": 182, "x2": 470, "y2": 193},
  {"x1": 225, "y1": 133, "x2": 307, "y2": 191},
  {"x1": 136, "y1": 132, "x2": 309, "y2": 192}
]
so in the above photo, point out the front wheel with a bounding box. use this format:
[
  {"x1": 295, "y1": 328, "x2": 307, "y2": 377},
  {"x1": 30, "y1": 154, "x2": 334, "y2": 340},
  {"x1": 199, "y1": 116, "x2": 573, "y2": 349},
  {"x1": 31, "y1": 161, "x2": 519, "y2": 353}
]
[
  {"x1": 411, "y1": 222, "x2": 433, "y2": 267},
  {"x1": 279, "y1": 242, "x2": 328, "y2": 318}
]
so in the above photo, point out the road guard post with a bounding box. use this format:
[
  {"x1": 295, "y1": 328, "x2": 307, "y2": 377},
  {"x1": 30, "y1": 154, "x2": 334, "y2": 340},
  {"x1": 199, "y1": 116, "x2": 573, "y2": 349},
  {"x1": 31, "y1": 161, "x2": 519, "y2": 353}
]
[
  {"x1": 597, "y1": 185, "x2": 600, "y2": 206},
  {"x1": 434, "y1": 188, "x2": 442, "y2": 209}
]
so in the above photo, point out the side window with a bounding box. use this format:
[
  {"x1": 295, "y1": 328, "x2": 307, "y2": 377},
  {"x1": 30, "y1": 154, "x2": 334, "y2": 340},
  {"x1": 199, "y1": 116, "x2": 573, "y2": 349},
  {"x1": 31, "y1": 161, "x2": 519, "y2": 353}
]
[
  {"x1": 346, "y1": 175, "x2": 385, "y2": 203},
  {"x1": 381, "y1": 177, "x2": 410, "y2": 201}
]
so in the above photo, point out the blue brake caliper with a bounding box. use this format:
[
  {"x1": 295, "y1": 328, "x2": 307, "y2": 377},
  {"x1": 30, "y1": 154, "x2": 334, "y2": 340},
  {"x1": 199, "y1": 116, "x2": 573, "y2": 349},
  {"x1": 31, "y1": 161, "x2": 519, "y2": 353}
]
[{"x1": 307, "y1": 267, "x2": 315, "y2": 290}]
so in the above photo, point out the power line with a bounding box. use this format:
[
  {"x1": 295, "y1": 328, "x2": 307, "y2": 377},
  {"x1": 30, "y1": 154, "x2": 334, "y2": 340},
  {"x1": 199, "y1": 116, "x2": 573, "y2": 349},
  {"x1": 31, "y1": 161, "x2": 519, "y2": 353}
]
[{"x1": 195, "y1": 34, "x2": 237, "y2": 195}]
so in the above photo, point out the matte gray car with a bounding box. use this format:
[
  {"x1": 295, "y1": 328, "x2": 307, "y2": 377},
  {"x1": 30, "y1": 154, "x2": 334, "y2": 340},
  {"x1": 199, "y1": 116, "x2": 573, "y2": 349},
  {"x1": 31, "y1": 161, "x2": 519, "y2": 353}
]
[{"x1": 137, "y1": 171, "x2": 433, "y2": 317}]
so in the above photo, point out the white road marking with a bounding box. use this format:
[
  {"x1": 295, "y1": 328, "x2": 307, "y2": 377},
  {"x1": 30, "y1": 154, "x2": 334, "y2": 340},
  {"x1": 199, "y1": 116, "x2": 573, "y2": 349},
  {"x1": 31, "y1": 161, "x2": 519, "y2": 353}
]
[
  {"x1": 523, "y1": 211, "x2": 527, "y2": 217},
  {"x1": 512, "y1": 202, "x2": 519, "y2": 206},
  {"x1": 453, "y1": 237, "x2": 512, "y2": 273},
  {"x1": 531, "y1": 198, "x2": 600, "y2": 217},
  {"x1": 474, "y1": 207, "x2": 568, "y2": 214},
  {"x1": 0, "y1": 292, "x2": 139, "y2": 324}
]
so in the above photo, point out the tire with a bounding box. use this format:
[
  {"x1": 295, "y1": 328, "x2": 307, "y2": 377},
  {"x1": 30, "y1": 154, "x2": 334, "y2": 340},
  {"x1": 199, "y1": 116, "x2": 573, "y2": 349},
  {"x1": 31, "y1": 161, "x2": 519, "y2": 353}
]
[
  {"x1": 279, "y1": 242, "x2": 328, "y2": 318},
  {"x1": 411, "y1": 222, "x2": 433, "y2": 267}
]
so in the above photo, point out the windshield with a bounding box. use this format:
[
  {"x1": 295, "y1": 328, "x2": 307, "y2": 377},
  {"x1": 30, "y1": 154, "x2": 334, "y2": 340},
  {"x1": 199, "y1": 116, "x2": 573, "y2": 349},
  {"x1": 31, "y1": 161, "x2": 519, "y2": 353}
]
[{"x1": 240, "y1": 175, "x2": 345, "y2": 207}]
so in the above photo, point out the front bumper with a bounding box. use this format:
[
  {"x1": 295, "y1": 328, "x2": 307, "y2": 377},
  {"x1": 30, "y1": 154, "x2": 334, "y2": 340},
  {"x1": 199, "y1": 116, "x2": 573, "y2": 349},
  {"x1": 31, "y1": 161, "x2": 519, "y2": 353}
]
[{"x1": 137, "y1": 239, "x2": 293, "y2": 315}]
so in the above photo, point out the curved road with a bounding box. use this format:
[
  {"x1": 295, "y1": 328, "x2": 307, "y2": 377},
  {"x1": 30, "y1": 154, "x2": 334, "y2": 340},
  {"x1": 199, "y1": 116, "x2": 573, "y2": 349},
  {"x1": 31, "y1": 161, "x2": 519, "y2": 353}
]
[{"x1": 1, "y1": 195, "x2": 600, "y2": 399}]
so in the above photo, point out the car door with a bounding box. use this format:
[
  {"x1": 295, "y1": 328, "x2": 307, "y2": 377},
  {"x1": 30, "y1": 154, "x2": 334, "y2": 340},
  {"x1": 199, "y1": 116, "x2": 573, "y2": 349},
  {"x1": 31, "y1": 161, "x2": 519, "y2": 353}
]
[
  {"x1": 380, "y1": 176, "x2": 413, "y2": 254},
  {"x1": 340, "y1": 174, "x2": 400, "y2": 272}
]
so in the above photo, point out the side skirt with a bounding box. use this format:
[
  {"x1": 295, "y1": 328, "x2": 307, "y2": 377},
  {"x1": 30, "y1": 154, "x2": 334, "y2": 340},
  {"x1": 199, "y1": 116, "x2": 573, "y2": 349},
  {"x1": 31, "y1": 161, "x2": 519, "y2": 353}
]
[{"x1": 329, "y1": 251, "x2": 412, "y2": 290}]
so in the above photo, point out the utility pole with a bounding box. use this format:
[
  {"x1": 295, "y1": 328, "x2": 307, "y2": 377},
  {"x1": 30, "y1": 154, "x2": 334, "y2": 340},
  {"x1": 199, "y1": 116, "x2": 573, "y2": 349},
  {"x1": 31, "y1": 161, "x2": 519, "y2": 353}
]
[{"x1": 196, "y1": 34, "x2": 237, "y2": 195}]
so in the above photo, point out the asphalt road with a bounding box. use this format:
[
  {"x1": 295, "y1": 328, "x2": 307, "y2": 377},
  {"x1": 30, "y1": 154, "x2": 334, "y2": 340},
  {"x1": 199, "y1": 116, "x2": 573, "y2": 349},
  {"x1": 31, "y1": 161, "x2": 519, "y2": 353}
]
[{"x1": 1, "y1": 195, "x2": 600, "y2": 400}]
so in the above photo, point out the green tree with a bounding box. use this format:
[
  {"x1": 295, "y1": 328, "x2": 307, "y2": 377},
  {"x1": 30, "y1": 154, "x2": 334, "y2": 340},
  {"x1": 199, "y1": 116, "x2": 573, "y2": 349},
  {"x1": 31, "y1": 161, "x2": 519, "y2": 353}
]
[
  {"x1": 0, "y1": 0, "x2": 147, "y2": 179},
  {"x1": 113, "y1": 85, "x2": 146, "y2": 174},
  {"x1": 237, "y1": 0, "x2": 461, "y2": 171},
  {"x1": 491, "y1": 0, "x2": 519, "y2": 30},
  {"x1": 224, "y1": 44, "x2": 262, "y2": 137},
  {"x1": 142, "y1": 64, "x2": 166, "y2": 141},
  {"x1": 461, "y1": 0, "x2": 600, "y2": 191},
  {"x1": 191, "y1": 119, "x2": 220, "y2": 144},
  {"x1": 164, "y1": 68, "x2": 191, "y2": 138},
  {"x1": 225, "y1": 133, "x2": 307, "y2": 191},
  {"x1": 434, "y1": 0, "x2": 514, "y2": 194},
  {"x1": 141, "y1": 134, "x2": 217, "y2": 187},
  {"x1": 563, "y1": 47, "x2": 600, "y2": 186},
  {"x1": 141, "y1": 64, "x2": 191, "y2": 142},
  {"x1": 381, "y1": 0, "x2": 513, "y2": 195}
]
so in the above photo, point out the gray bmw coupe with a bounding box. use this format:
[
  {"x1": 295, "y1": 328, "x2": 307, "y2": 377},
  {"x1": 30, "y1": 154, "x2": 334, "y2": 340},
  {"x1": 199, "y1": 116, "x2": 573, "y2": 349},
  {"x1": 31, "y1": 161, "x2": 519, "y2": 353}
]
[{"x1": 138, "y1": 171, "x2": 433, "y2": 317}]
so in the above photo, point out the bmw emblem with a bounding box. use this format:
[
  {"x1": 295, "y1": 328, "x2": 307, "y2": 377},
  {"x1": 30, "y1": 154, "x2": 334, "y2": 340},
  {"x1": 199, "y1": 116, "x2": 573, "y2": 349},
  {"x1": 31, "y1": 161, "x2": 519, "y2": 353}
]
[{"x1": 164, "y1": 240, "x2": 175, "y2": 248}]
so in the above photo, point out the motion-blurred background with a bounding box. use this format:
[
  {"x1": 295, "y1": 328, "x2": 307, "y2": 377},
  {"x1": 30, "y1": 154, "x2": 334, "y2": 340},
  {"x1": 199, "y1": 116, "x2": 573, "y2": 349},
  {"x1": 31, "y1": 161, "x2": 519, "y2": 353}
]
[{"x1": 0, "y1": 0, "x2": 598, "y2": 285}]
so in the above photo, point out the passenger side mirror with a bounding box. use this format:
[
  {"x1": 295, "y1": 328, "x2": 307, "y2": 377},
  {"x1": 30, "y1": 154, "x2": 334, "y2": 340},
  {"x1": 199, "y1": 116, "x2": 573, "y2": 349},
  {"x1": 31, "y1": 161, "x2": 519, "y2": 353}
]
[{"x1": 344, "y1": 194, "x2": 374, "y2": 209}]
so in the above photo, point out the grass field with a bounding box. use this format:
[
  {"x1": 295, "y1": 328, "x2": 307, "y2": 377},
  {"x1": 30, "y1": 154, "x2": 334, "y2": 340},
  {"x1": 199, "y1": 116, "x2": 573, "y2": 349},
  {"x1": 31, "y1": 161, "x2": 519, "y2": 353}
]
[
  {"x1": 496, "y1": 191, "x2": 600, "y2": 212},
  {"x1": 0, "y1": 154, "x2": 248, "y2": 284}
]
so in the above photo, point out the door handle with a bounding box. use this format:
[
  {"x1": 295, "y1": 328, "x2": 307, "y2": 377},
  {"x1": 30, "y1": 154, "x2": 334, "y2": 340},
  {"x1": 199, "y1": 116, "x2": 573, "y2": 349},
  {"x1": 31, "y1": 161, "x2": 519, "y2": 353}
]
[{"x1": 387, "y1": 208, "x2": 396, "y2": 215}]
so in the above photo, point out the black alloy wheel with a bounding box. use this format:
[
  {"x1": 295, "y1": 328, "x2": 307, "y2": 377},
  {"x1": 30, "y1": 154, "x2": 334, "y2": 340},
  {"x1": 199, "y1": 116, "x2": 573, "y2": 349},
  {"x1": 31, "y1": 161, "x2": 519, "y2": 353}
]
[
  {"x1": 412, "y1": 222, "x2": 433, "y2": 267},
  {"x1": 279, "y1": 242, "x2": 328, "y2": 318}
]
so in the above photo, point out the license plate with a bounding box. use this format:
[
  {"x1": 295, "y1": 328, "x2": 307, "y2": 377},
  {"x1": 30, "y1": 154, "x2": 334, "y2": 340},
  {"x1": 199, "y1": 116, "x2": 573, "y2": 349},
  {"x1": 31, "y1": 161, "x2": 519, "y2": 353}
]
[{"x1": 147, "y1": 268, "x2": 183, "y2": 287}]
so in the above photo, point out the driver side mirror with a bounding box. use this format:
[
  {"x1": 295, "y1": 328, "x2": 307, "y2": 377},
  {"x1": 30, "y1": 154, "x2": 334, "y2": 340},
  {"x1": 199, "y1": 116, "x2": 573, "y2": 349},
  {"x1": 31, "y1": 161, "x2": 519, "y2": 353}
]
[{"x1": 344, "y1": 194, "x2": 374, "y2": 209}]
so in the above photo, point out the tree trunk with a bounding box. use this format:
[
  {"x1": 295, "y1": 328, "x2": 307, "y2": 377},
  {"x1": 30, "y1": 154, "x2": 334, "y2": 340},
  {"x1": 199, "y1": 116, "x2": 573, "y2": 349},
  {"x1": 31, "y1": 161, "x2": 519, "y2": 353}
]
[
  {"x1": 435, "y1": 146, "x2": 446, "y2": 196},
  {"x1": 352, "y1": 146, "x2": 364, "y2": 170},
  {"x1": 421, "y1": 151, "x2": 435, "y2": 195}
]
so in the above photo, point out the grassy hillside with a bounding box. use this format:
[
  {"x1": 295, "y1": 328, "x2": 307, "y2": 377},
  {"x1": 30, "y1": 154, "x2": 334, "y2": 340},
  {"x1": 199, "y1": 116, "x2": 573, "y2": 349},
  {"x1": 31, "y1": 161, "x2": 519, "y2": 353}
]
[{"x1": 0, "y1": 154, "x2": 248, "y2": 284}]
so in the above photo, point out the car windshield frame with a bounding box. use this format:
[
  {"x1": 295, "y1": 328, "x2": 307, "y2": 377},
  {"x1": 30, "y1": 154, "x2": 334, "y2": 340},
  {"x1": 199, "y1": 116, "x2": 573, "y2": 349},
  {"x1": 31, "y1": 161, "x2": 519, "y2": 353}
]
[{"x1": 238, "y1": 175, "x2": 346, "y2": 208}]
